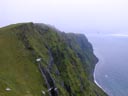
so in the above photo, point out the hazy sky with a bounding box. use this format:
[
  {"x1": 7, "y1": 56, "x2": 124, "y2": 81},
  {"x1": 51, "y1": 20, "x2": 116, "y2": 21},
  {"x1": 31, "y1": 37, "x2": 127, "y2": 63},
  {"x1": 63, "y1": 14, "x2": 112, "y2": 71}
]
[{"x1": 1, "y1": 0, "x2": 128, "y2": 34}]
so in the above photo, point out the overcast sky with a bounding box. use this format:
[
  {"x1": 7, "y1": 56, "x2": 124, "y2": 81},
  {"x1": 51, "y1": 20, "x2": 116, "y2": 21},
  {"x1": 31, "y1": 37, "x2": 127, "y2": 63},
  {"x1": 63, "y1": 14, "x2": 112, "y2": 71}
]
[{"x1": 1, "y1": 0, "x2": 128, "y2": 34}]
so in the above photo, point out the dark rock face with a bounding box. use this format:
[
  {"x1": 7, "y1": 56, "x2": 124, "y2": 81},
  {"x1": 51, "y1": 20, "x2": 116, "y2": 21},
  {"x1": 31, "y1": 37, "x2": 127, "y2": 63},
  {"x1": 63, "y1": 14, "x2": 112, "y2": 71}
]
[{"x1": 0, "y1": 22, "x2": 107, "y2": 96}]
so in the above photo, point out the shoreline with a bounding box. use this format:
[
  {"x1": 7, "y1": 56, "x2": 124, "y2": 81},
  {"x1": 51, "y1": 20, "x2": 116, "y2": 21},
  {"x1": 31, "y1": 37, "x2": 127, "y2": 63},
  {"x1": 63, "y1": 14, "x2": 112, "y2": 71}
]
[
  {"x1": 93, "y1": 64, "x2": 108, "y2": 95},
  {"x1": 87, "y1": 36, "x2": 109, "y2": 95},
  {"x1": 93, "y1": 48, "x2": 107, "y2": 91},
  {"x1": 93, "y1": 70, "x2": 103, "y2": 89}
]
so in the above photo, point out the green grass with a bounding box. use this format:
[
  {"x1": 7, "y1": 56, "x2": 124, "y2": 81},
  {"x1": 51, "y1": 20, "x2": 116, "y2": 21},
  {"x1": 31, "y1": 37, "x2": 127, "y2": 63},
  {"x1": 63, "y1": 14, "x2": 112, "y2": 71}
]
[
  {"x1": 0, "y1": 26, "x2": 47, "y2": 96},
  {"x1": 0, "y1": 23, "x2": 107, "y2": 96}
]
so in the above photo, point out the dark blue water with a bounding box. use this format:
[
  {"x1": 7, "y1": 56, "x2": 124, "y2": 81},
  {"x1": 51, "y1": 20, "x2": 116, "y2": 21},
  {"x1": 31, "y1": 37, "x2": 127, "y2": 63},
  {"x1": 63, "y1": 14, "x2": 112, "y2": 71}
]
[{"x1": 87, "y1": 35, "x2": 128, "y2": 96}]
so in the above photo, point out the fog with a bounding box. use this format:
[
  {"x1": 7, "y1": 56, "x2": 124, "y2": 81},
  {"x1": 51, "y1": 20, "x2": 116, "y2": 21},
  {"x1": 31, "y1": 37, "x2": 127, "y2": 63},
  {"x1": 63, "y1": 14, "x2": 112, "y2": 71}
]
[{"x1": 1, "y1": 0, "x2": 128, "y2": 35}]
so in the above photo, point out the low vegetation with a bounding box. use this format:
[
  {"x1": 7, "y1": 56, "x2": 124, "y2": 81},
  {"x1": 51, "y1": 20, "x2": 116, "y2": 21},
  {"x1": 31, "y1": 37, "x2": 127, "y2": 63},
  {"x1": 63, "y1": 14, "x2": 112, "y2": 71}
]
[{"x1": 0, "y1": 22, "x2": 107, "y2": 96}]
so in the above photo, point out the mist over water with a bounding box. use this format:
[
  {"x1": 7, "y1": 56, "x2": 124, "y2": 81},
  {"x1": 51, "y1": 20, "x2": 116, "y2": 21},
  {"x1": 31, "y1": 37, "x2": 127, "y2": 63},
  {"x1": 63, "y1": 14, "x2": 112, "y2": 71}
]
[{"x1": 87, "y1": 35, "x2": 128, "y2": 96}]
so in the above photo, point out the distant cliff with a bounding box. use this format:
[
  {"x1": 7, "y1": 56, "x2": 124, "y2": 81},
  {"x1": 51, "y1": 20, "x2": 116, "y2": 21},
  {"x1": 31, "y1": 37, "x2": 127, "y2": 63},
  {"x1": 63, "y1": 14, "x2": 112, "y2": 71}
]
[{"x1": 0, "y1": 22, "x2": 107, "y2": 96}]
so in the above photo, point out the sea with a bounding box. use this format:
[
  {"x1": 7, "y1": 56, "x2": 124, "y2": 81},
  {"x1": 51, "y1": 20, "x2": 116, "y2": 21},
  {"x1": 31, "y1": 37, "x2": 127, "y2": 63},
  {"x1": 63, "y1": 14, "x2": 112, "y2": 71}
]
[{"x1": 87, "y1": 34, "x2": 128, "y2": 96}]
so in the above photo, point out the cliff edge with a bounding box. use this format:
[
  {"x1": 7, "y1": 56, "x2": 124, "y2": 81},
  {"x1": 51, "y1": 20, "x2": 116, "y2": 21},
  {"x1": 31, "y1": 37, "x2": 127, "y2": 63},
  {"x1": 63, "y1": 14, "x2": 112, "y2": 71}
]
[{"x1": 0, "y1": 22, "x2": 107, "y2": 96}]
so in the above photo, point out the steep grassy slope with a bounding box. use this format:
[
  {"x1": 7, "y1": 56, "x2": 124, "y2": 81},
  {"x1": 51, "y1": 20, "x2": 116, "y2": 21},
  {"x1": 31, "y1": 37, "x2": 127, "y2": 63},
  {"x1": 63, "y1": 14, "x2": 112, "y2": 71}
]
[{"x1": 0, "y1": 23, "x2": 107, "y2": 96}]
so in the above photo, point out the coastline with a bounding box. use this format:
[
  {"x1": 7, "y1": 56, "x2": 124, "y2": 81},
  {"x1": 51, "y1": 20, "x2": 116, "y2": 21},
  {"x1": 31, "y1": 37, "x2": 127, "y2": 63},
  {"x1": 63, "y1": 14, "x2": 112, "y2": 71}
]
[
  {"x1": 86, "y1": 35, "x2": 109, "y2": 95},
  {"x1": 94, "y1": 71, "x2": 103, "y2": 89},
  {"x1": 93, "y1": 61, "x2": 108, "y2": 95},
  {"x1": 93, "y1": 51, "x2": 108, "y2": 95}
]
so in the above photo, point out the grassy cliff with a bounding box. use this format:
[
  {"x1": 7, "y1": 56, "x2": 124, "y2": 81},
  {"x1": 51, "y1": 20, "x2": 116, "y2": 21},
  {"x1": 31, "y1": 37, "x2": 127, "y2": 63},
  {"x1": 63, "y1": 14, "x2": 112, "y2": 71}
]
[{"x1": 0, "y1": 22, "x2": 107, "y2": 96}]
